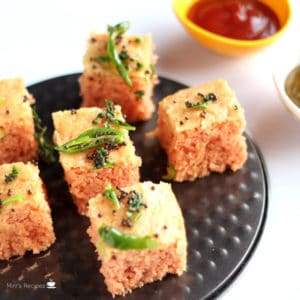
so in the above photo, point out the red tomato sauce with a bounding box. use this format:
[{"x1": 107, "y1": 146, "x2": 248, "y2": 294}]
[{"x1": 187, "y1": 0, "x2": 280, "y2": 40}]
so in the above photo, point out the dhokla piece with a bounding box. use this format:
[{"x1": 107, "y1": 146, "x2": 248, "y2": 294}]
[
  {"x1": 87, "y1": 181, "x2": 187, "y2": 296},
  {"x1": 153, "y1": 80, "x2": 248, "y2": 181},
  {"x1": 0, "y1": 78, "x2": 37, "y2": 164},
  {"x1": 0, "y1": 162, "x2": 55, "y2": 260},
  {"x1": 52, "y1": 104, "x2": 141, "y2": 215},
  {"x1": 79, "y1": 21, "x2": 158, "y2": 123}
]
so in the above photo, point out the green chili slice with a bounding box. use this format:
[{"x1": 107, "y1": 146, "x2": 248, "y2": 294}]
[
  {"x1": 162, "y1": 164, "x2": 176, "y2": 180},
  {"x1": 55, "y1": 127, "x2": 124, "y2": 153},
  {"x1": 107, "y1": 21, "x2": 132, "y2": 87},
  {"x1": 110, "y1": 119, "x2": 135, "y2": 131},
  {"x1": 99, "y1": 226, "x2": 157, "y2": 250},
  {"x1": 185, "y1": 101, "x2": 208, "y2": 109},
  {"x1": 0, "y1": 97, "x2": 5, "y2": 105},
  {"x1": 2, "y1": 194, "x2": 25, "y2": 205},
  {"x1": 103, "y1": 185, "x2": 120, "y2": 209},
  {"x1": 0, "y1": 194, "x2": 25, "y2": 214}
]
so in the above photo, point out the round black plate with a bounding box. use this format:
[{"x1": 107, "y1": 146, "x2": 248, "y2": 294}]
[{"x1": 0, "y1": 74, "x2": 268, "y2": 300}]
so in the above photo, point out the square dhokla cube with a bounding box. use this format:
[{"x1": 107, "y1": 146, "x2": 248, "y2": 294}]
[
  {"x1": 87, "y1": 181, "x2": 187, "y2": 296},
  {"x1": 79, "y1": 29, "x2": 158, "y2": 122},
  {"x1": 153, "y1": 80, "x2": 247, "y2": 181},
  {"x1": 0, "y1": 162, "x2": 55, "y2": 260},
  {"x1": 52, "y1": 106, "x2": 141, "y2": 215},
  {"x1": 0, "y1": 78, "x2": 37, "y2": 164}
]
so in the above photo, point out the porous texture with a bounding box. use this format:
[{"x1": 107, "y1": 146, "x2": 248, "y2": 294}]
[
  {"x1": 87, "y1": 181, "x2": 187, "y2": 296},
  {"x1": 52, "y1": 107, "x2": 141, "y2": 215},
  {"x1": 79, "y1": 32, "x2": 158, "y2": 123},
  {"x1": 80, "y1": 73, "x2": 155, "y2": 123},
  {"x1": 0, "y1": 78, "x2": 37, "y2": 164},
  {"x1": 66, "y1": 165, "x2": 140, "y2": 214},
  {"x1": 153, "y1": 80, "x2": 248, "y2": 181},
  {"x1": 0, "y1": 162, "x2": 55, "y2": 260}
]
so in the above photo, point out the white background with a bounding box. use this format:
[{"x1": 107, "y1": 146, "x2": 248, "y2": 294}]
[{"x1": 1, "y1": 0, "x2": 300, "y2": 299}]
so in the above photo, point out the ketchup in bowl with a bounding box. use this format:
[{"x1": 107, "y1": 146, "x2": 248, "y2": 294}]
[{"x1": 188, "y1": 0, "x2": 280, "y2": 40}]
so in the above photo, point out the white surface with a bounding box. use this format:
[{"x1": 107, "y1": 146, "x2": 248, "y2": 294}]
[{"x1": 1, "y1": 0, "x2": 300, "y2": 299}]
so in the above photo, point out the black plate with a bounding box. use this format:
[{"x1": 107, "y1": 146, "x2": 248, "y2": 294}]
[{"x1": 0, "y1": 74, "x2": 268, "y2": 300}]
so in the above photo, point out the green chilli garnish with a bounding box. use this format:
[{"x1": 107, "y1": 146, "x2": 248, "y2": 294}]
[
  {"x1": 99, "y1": 226, "x2": 157, "y2": 250},
  {"x1": 107, "y1": 21, "x2": 132, "y2": 87},
  {"x1": 55, "y1": 127, "x2": 125, "y2": 154}
]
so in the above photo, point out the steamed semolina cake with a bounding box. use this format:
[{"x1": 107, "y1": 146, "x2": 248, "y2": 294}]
[
  {"x1": 0, "y1": 162, "x2": 55, "y2": 260},
  {"x1": 0, "y1": 78, "x2": 37, "y2": 164},
  {"x1": 153, "y1": 80, "x2": 247, "y2": 181},
  {"x1": 87, "y1": 181, "x2": 187, "y2": 296},
  {"x1": 79, "y1": 21, "x2": 158, "y2": 122},
  {"x1": 52, "y1": 103, "x2": 141, "y2": 215}
]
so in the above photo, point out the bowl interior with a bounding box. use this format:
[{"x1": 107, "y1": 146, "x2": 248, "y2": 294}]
[
  {"x1": 273, "y1": 51, "x2": 300, "y2": 121},
  {"x1": 262, "y1": 0, "x2": 291, "y2": 28},
  {"x1": 173, "y1": 0, "x2": 292, "y2": 47}
]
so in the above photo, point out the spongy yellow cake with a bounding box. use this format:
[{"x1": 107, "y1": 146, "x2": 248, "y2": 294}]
[
  {"x1": 52, "y1": 104, "x2": 141, "y2": 215},
  {"x1": 0, "y1": 162, "x2": 55, "y2": 260},
  {"x1": 0, "y1": 78, "x2": 37, "y2": 164},
  {"x1": 87, "y1": 181, "x2": 187, "y2": 296},
  {"x1": 152, "y1": 80, "x2": 248, "y2": 181},
  {"x1": 79, "y1": 22, "x2": 158, "y2": 122}
]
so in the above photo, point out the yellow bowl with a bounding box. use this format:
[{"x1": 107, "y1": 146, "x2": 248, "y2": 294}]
[{"x1": 173, "y1": 0, "x2": 292, "y2": 56}]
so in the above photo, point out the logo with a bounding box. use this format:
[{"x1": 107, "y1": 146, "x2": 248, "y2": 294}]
[
  {"x1": 6, "y1": 278, "x2": 57, "y2": 290},
  {"x1": 46, "y1": 278, "x2": 56, "y2": 289}
]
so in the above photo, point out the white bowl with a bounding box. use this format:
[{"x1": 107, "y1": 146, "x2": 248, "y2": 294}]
[{"x1": 273, "y1": 51, "x2": 300, "y2": 121}]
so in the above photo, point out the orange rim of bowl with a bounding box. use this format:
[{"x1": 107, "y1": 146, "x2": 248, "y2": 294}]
[{"x1": 173, "y1": 0, "x2": 292, "y2": 48}]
